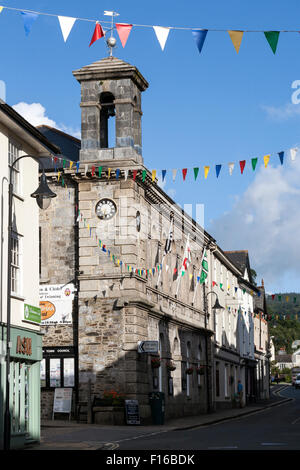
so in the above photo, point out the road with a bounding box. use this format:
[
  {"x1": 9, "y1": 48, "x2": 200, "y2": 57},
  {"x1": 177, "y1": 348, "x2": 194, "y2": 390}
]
[{"x1": 114, "y1": 385, "x2": 300, "y2": 450}]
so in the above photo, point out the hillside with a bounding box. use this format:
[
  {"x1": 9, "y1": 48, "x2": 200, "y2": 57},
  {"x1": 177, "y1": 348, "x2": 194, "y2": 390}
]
[{"x1": 266, "y1": 292, "x2": 300, "y2": 354}]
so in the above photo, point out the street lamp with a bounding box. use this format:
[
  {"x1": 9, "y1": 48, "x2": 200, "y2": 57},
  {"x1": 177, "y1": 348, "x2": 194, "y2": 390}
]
[
  {"x1": 4, "y1": 155, "x2": 56, "y2": 450},
  {"x1": 204, "y1": 291, "x2": 224, "y2": 413}
]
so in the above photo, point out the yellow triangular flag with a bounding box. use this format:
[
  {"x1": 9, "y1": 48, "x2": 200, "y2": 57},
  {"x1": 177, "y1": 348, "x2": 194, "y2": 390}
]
[
  {"x1": 264, "y1": 154, "x2": 270, "y2": 168},
  {"x1": 108, "y1": 168, "x2": 111, "y2": 179},
  {"x1": 70, "y1": 161, "x2": 73, "y2": 169},
  {"x1": 228, "y1": 30, "x2": 244, "y2": 54},
  {"x1": 204, "y1": 166, "x2": 210, "y2": 179},
  {"x1": 0, "y1": 7, "x2": 3, "y2": 14},
  {"x1": 152, "y1": 170, "x2": 156, "y2": 182},
  {"x1": 57, "y1": 171, "x2": 61, "y2": 182},
  {"x1": 286, "y1": 296, "x2": 289, "y2": 302},
  {"x1": 189, "y1": 273, "x2": 193, "y2": 280}
]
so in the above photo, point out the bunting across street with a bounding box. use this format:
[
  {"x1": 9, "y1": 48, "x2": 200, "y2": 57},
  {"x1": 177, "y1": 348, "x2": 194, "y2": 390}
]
[{"x1": 1, "y1": 6, "x2": 300, "y2": 56}]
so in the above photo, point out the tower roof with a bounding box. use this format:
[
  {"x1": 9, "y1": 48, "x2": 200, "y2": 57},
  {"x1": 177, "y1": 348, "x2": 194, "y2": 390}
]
[{"x1": 73, "y1": 56, "x2": 149, "y2": 91}]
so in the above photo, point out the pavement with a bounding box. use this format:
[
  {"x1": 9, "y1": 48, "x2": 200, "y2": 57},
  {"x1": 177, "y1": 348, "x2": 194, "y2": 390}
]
[{"x1": 25, "y1": 384, "x2": 292, "y2": 450}]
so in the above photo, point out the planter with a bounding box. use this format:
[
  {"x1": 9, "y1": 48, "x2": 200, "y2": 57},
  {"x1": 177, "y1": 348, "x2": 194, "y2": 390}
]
[
  {"x1": 166, "y1": 362, "x2": 176, "y2": 371},
  {"x1": 151, "y1": 359, "x2": 161, "y2": 369}
]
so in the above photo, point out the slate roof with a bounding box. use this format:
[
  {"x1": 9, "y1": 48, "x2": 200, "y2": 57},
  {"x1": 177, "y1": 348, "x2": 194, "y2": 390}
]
[
  {"x1": 224, "y1": 250, "x2": 249, "y2": 274},
  {"x1": 36, "y1": 126, "x2": 80, "y2": 170}
]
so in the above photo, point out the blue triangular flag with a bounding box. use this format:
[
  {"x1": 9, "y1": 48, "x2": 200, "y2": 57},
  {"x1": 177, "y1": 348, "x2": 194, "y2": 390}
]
[
  {"x1": 278, "y1": 151, "x2": 284, "y2": 165},
  {"x1": 20, "y1": 11, "x2": 38, "y2": 36},
  {"x1": 162, "y1": 169, "x2": 167, "y2": 182},
  {"x1": 216, "y1": 164, "x2": 222, "y2": 178},
  {"x1": 192, "y1": 29, "x2": 208, "y2": 54},
  {"x1": 116, "y1": 168, "x2": 120, "y2": 180},
  {"x1": 76, "y1": 162, "x2": 80, "y2": 173}
]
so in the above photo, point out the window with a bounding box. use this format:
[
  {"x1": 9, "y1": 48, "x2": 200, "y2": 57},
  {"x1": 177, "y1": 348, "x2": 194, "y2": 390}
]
[
  {"x1": 8, "y1": 141, "x2": 21, "y2": 194},
  {"x1": 11, "y1": 233, "x2": 21, "y2": 295},
  {"x1": 41, "y1": 347, "x2": 75, "y2": 389}
]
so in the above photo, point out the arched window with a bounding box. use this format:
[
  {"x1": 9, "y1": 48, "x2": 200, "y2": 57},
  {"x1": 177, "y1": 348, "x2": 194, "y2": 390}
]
[{"x1": 100, "y1": 92, "x2": 115, "y2": 148}]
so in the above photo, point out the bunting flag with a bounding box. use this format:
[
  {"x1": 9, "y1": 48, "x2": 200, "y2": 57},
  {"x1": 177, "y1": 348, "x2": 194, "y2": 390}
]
[
  {"x1": 264, "y1": 31, "x2": 280, "y2": 54},
  {"x1": 115, "y1": 23, "x2": 133, "y2": 47},
  {"x1": 58, "y1": 16, "x2": 76, "y2": 42},
  {"x1": 239, "y1": 160, "x2": 246, "y2": 174},
  {"x1": 199, "y1": 252, "x2": 209, "y2": 284},
  {"x1": 228, "y1": 162, "x2": 235, "y2": 175},
  {"x1": 142, "y1": 169, "x2": 147, "y2": 182},
  {"x1": 108, "y1": 168, "x2": 111, "y2": 179},
  {"x1": 216, "y1": 164, "x2": 222, "y2": 178},
  {"x1": 290, "y1": 148, "x2": 298, "y2": 161},
  {"x1": 264, "y1": 154, "x2": 270, "y2": 168},
  {"x1": 70, "y1": 161, "x2": 74, "y2": 169},
  {"x1": 251, "y1": 158, "x2": 258, "y2": 171},
  {"x1": 182, "y1": 168, "x2": 188, "y2": 181},
  {"x1": 162, "y1": 169, "x2": 167, "y2": 182},
  {"x1": 133, "y1": 170, "x2": 138, "y2": 181},
  {"x1": 153, "y1": 26, "x2": 170, "y2": 51},
  {"x1": 91, "y1": 166, "x2": 95, "y2": 177},
  {"x1": 89, "y1": 22, "x2": 104, "y2": 47},
  {"x1": 204, "y1": 166, "x2": 210, "y2": 179},
  {"x1": 228, "y1": 30, "x2": 244, "y2": 53},
  {"x1": 193, "y1": 167, "x2": 199, "y2": 181},
  {"x1": 278, "y1": 151, "x2": 284, "y2": 165},
  {"x1": 124, "y1": 170, "x2": 128, "y2": 181},
  {"x1": 192, "y1": 29, "x2": 208, "y2": 54},
  {"x1": 172, "y1": 169, "x2": 177, "y2": 182},
  {"x1": 76, "y1": 162, "x2": 80, "y2": 173},
  {"x1": 20, "y1": 11, "x2": 38, "y2": 36},
  {"x1": 115, "y1": 168, "x2": 120, "y2": 180},
  {"x1": 152, "y1": 169, "x2": 156, "y2": 182}
]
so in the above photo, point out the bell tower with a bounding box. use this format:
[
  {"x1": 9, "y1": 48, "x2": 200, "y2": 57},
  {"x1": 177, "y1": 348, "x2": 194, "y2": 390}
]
[{"x1": 73, "y1": 56, "x2": 148, "y2": 164}]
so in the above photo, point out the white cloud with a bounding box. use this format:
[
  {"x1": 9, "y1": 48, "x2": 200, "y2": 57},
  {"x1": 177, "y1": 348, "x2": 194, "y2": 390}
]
[
  {"x1": 208, "y1": 159, "x2": 300, "y2": 291},
  {"x1": 261, "y1": 102, "x2": 300, "y2": 121},
  {"x1": 12, "y1": 102, "x2": 81, "y2": 139}
]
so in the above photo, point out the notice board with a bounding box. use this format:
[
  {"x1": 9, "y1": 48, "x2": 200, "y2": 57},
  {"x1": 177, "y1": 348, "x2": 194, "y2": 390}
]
[
  {"x1": 53, "y1": 388, "x2": 72, "y2": 419},
  {"x1": 125, "y1": 399, "x2": 140, "y2": 425}
]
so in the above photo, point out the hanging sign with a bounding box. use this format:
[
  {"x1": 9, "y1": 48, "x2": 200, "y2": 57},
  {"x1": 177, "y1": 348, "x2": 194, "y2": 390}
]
[
  {"x1": 138, "y1": 341, "x2": 159, "y2": 354},
  {"x1": 39, "y1": 283, "x2": 75, "y2": 325},
  {"x1": 125, "y1": 399, "x2": 140, "y2": 425},
  {"x1": 24, "y1": 303, "x2": 41, "y2": 324}
]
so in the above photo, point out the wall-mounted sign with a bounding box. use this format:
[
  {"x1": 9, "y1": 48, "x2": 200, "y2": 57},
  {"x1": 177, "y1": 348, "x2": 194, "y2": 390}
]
[
  {"x1": 24, "y1": 304, "x2": 41, "y2": 324},
  {"x1": 16, "y1": 336, "x2": 32, "y2": 356},
  {"x1": 138, "y1": 341, "x2": 159, "y2": 354},
  {"x1": 39, "y1": 284, "x2": 75, "y2": 325}
]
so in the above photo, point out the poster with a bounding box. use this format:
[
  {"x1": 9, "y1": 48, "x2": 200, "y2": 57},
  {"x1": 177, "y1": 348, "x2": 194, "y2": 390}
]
[
  {"x1": 50, "y1": 358, "x2": 61, "y2": 387},
  {"x1": 53, "y1": 388, "x2": 72, "y2": 414},
  {"x1": 63, "y1": 358, "x2": 75, "y2": 387},
  {"x1": 39, "y1": 283, "x2": 75, "y2": 325}
]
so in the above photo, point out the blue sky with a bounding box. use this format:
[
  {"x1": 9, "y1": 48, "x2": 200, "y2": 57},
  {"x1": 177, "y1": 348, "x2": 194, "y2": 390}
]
[{"x1": 1, "y1": 0, "x2": 300, "y2": 293}]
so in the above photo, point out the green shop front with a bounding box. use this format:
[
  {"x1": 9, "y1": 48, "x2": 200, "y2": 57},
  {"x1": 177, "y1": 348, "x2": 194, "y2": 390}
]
[{"x1": 0, "y1": 323, "x2": 42, "y2": 449}]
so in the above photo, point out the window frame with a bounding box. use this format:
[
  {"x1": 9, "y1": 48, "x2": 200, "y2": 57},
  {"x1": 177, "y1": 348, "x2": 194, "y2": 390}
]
[
  {"x1": 11, "y1": 231, "x2": 22, "y2": 296},
  {"x1": 8, "y1": 140, "x2": 22, "y2": 196}
]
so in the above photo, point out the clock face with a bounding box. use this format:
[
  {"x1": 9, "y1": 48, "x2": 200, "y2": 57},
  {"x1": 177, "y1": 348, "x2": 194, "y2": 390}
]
[{"x1": 95, "y1": 199, "x2": 117, "y2": 220}]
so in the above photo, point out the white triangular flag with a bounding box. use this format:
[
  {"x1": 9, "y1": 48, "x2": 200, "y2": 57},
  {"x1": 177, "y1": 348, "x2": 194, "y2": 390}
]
[
  {"x1": 290, "y1": 147, "x2": 298, "y2": 161},
  {"x1": 58, "y1": 16, "x2": 76, "y2": 42},
  {"x1": 84, "y1": 164, "x2": 88, "y2": 175},
  {"x1": 153, "y1": 26, "x2": 170, "y2": 51},
  {"x1": 166, "y1": 265, "x2": 169, "y2": 272},
  {"x1": 228, "y1": 162, "x2": 235, "y2": 175},
  {"x1": 172, "y1": 169, "x2": 177, "y2": 182},
  {"x1": 124, "y1": 170, "x2": 128, "y2": 181}
]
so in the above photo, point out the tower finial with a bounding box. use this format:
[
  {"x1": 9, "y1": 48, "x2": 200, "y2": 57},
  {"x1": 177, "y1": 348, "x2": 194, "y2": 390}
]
[{"x1": 104, "y1": 11, "x2": 119, "y2": 57}]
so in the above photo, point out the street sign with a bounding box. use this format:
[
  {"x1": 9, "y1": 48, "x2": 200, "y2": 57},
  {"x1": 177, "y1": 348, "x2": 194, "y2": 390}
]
[{"x1": 137, "y1": 341, "x2": 159, "y2": 354}]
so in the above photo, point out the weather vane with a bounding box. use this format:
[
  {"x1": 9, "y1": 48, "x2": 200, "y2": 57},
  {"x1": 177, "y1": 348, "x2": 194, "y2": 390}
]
[{"x1": 104, "y1": 11, "x2": 119, "y2": 57}]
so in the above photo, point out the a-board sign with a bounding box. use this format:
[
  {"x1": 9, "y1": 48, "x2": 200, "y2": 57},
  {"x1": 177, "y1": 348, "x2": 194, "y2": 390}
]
[
  {"x1": 137, "y1": 341, "x2": 159, "y2": 354},
  {"x1": 125, "y1": 399, "x2": 140, "y2": 425},
  {"x1": 53, "y1": 388, "x2": 72, "y2": 414}
]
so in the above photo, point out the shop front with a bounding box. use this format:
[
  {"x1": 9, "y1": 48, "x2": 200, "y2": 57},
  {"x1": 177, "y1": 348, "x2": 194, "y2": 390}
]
[{"x1": 0, "y1": 324, "x2": 42, "y2": 449}]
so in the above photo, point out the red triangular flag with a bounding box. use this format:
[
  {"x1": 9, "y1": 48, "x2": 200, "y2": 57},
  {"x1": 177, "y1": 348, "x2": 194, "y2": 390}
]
[
  {"x1": 182, "y1": 168, "x2": 188, "y2": 181},
  {"x1": 239, "y1": 160, "x2": 246, "y2": 174},
  {"x1": 133, "y1": 170, "x2": 138, "y2": 181},
  {"x1": 173, "y1": 268, "x2": 177, "y2": 274},
  {"x1": 89, "y1": 22, "x2": 104, "y2": 47},
  {"x1": 272, "y1": 294, "x2": 275, "y2": 300},
  {"x1": 115, "y1": 23, "x2": 133, "y2": 48},
  {"x1": 92, "y1": 165, "x2": 95, "y2": 176},
  {"x1": 212, "y1": 281, "x2": 216, "y2": 287}
]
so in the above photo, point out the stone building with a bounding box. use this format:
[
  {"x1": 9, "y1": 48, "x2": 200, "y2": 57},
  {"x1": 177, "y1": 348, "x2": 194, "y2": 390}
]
[{"x1": 38, "y1": 56, "x2": 270, "y2": 421}]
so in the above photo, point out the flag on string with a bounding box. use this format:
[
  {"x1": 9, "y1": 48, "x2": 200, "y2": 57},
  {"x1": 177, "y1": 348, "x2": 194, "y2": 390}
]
[
  {"x1": 84, "y1": 164, "x2": 88, "y2": 175},
  {"x1": 152, "y1": 170, "x2": 156, "y2": 182},
  {"x1": 91, "y1": 165, "x2": 95, "y2": 177},
  {"x1": 133, "y1": 170, "x2": 138, "y2": 181},
  {"x1": 172, "y1": 169, "x2": 177, "y2": 182},
  {"x1": 204, "y1": 166, "x2": 210, "y2": 179},
  {"x1": 228, "y1": 30, "x2": 244, "y2": 54},
  {"x1": 192, "y1": 29, "x2": 208, "y2": 54},
  {"x1": 153, "y1": 26, "x2": 170, "y2": 50},
  {"x1": 216, "y1": 164, "x2": 222, "y2": 178},
  {"x1": 264, "y1": 31, "x2": 280, "y2": 54},
  {"x1": 251, "y1": 158, "x2": 258, "y2": 171},
  {"x1": 70, "y1": 161, "x2": 74, "y2": 169},
  {"x1": 240, "y1": 160, "x2": 246, "y2": 174},
  {"x1": 264, "y1": 154, "x2": 270, "y2": 168},
  {"x1": 89, "y1": 22, "x2": 104, "y2": 47},
  {"x1": 193, "y1": 167, "x2": 199, "y2": 181},
  {"x1": 116, "y1": 168, "x2": 120, "y2": 180},
  {"x1": 76, "y1": 162, "x2": 80, "y2": 173},
  {"x1": 20, "y1": 11, "x2": 38, "y2": 36},
  {"x1": 124, "y1": 170, "x2": 128, "y2": 181},
  {"x1": 115, "y1": 23, "x2": 133, "y2": 47},
  {"x1": 290, "y1": 147, "x2": 298, "y2": 161},
  {"x1": 98, "y1": 166, "x2": 102, "y2": 177},
  {"x1": 278, "y1": 151, "x2": 284, "y2": 165},
  {"x1": 142, "y1": 170, "x2": 147, "y2": 182},
  {"x1": 58, "y1": 16, "x2": 76, "y2": 42},
  {"x1": 182, "y1": 168, "x2": 188, "y2": 181},
  {"x1": 162, "y1": 169, "x2": 167, "y2": 182},
  {"x1": 228, "y1": 162, "x2": 234, "y2": 175}
]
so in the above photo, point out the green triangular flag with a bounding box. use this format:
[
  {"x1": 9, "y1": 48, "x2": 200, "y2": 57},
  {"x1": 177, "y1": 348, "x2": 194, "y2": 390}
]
[
  {"x1": 294, "y1": 297, "x2": 297, "y2": 303},
  {"x1": 63, "y1": 159, "x2": 66, "y2": 168},
  {"x1": 142, "y1": 170, "x2": 147, "y2": 182},
  {"x1": 98, "y1": 166, "x2": 102, "y2": 177},
  {"x1": 251, "y1": 158, "x2": 258, "y2": 171},
  {"x1": 193, "y1": 167, "x2": 199, "y2": 181},
  {"x1": 220, "y1": 283, "x2": 223, "y2": 290},
  {"x1": 264, "y1": 31, "x2": 280, "y2": 54},
  {"x1": 278, "y1": 295, "x2": 282, "y2": 301}
]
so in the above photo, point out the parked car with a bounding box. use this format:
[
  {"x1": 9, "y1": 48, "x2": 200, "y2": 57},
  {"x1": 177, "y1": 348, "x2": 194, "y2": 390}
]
[{"x1": 295, "y1": 375, "x2": 300, "y2": 389}]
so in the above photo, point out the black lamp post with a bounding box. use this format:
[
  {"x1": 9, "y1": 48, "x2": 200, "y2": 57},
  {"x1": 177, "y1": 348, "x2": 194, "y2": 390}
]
[
  {"x1": 204, "y1": 290, "x2": 224, "y2": 413},
  {"x1": 4, "y1": 155, "x2": 56, "y2": 451}
]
